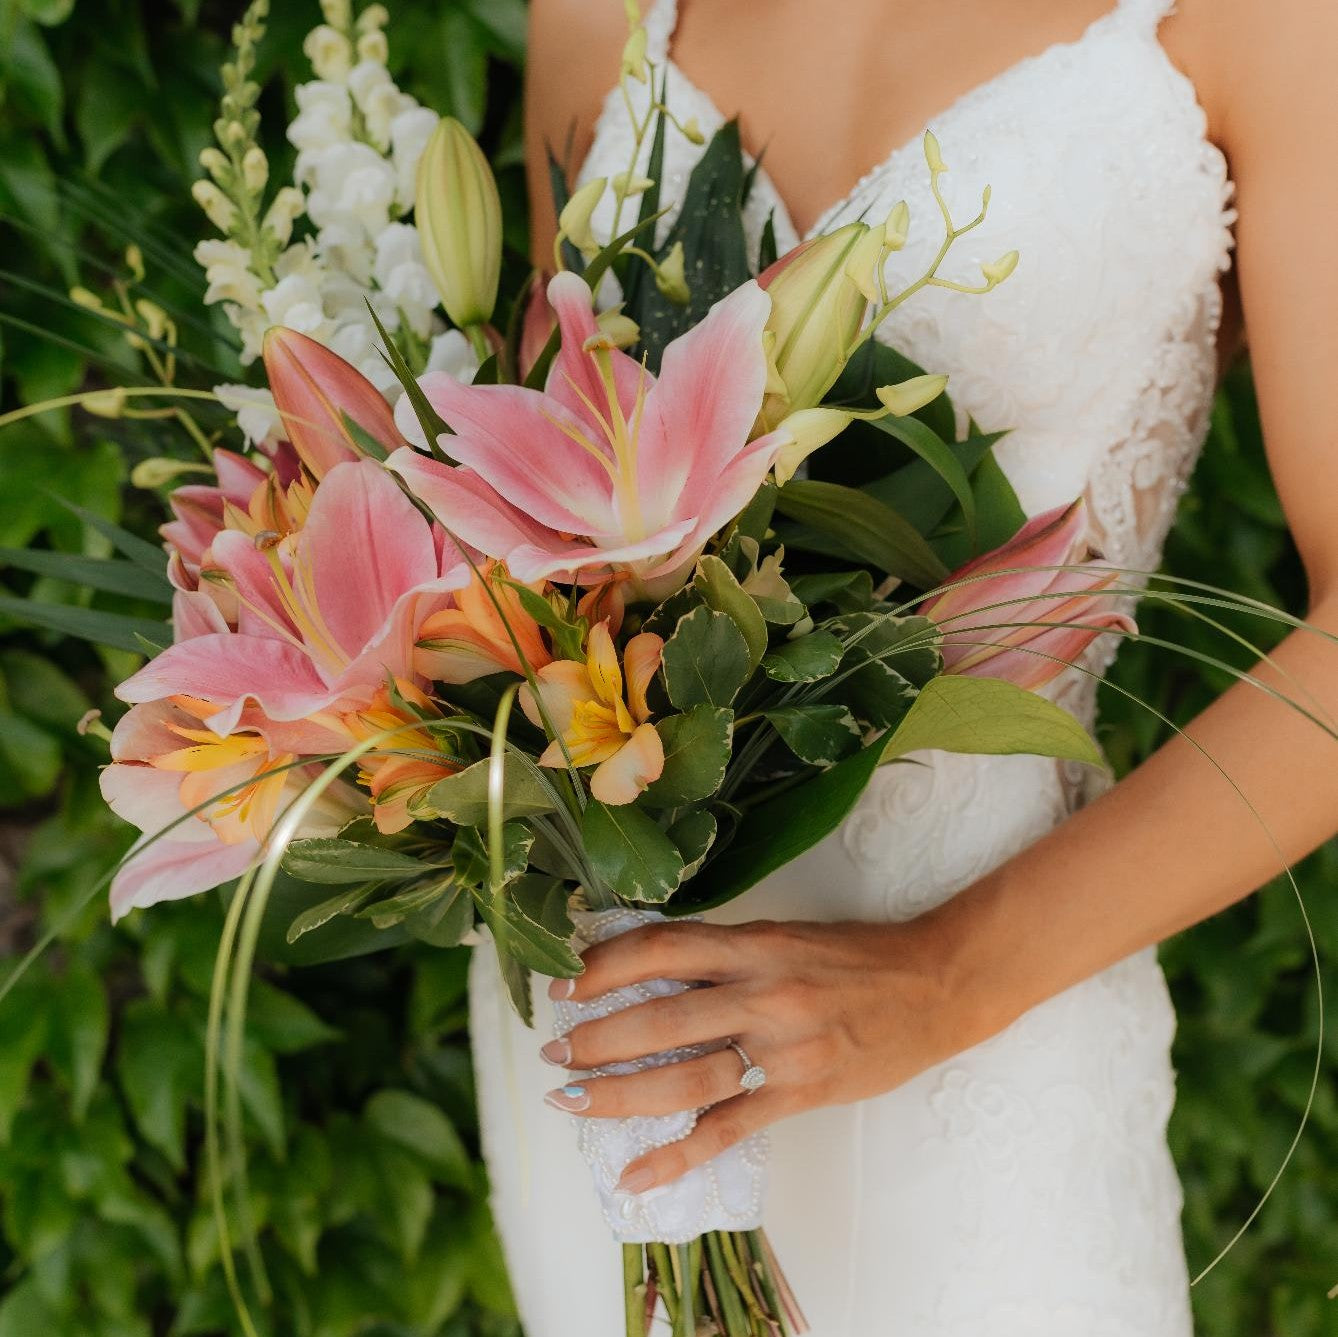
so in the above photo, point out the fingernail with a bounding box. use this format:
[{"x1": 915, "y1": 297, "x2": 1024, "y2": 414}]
[
  {"x1": 543, "y1": 1084, "x2": 590, "y2": 1112},
  {"x1": 548, "y1": 977, "x2": 575, "y2": 1001},
  {"x1": 615, "y1": 1165, "x2": 656, "y2": 1194},
  {"x1": 540, "y1": 1038, "x2": 572, "y2": 1066}
]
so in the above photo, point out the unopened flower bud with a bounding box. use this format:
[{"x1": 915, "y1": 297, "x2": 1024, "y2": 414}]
[
  {"x1": 923, "y1": 129, "x2": 947, "y2": 174},
  {"x1": 680, "y1": 116, "x2": 704, "y2": 145},
  {"x1": 557, "y1": 177, "x2": 606, "y2": 257},
  {"x1": 654, "y1": 241, "x2": 690, "y2": 304},
  {"x1": 304, "y1": 24, "x2": 353, "y2": 81},
  {"x1": 191, "y1": 179, "x2": 238, "y2": 233},
  {"x1": 240, "y1": 145, "x2": 267, "y2": 194},
  {"x1": 883, "y1": 200, "x2": 910, "y2": 251},
  {"x1": 84, "y1": 387, "x2": 128, "y2": 419},
  {"x1": 621, "y1": 24, "x2": 648, "y2": 82},
  {"x1": 982, "y1": 250, "x2": 1020, "y2": 287},
  {"x1": 130, "y1": 457, "x2": 213, "y2": 489},
  {"x1": 595, "y1": 307, "x2": 640, "y2": 348},
  {"x1": 263, "y1": 186, "x2": 306, "y2": 246},
  {"x1": 222, "y1": 119, "x2": 248, "y2": 148},
  {"x1": 319, "y1": 0, "x2": 351, "y2": 29},
  {"x1": 612, "y1": 171, "x2": 654, "y2": 198},
  {"x1": 875, "y1": 373, "x2": 949, "y2": 418},
  {"x1": 134, "y1": 300, "x2": 173, "y2": 344},
  {"x1": 416, "y1": 116, "x2": 503, "y2": 327},
  {"x1": 125, "y1": 244, "x2": 145, "y2": 281},
  {"x1": 356, "y1": 4, "x2": 389, "y2": 32},
  {"x1": 198, "y1": 146, "x2": 231, "y2": 184},
  {"x1": 774, "y1": 407, "x2": 854, "y2": 486},
  {"x1": 357, "y1": 29, "x2": 388, "y2": 63},
  {"x1": 69, "y1": 286, "x2": 106, "y2": 313}
]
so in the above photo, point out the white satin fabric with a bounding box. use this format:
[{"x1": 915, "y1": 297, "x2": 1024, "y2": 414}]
[{"x1": 470, "y1": 0, "x2": 1236, "y2": 1330}]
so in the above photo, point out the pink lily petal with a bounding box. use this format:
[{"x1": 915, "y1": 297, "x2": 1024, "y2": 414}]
[
  {"x1": 504, "y1": 518, "x2": 697, "y2": 584},
  {"x1": 263, "y1": 327, "x2": 399, "y2": 479},
  {"x1": 109, "y1": 834, "x2": 259, "y2": 922},
  {"x1": 386, "y1": 450, "x2": 558, "y2": 560},
  {"x1": 173, "y1": 589, "x2": 231, "y2": 642},
  {"x1": 300, "y1": 459, "x2": 442, "y2": 664},
  {"x1": 950, "y1": 610, "x2": 1137, "y2": 690},
  {"x1": 590, "y1": 723, "x2": 665, "y2": 804},
  {"x1": 408, "y1": 372, "x2": 616, "y2": 535},
  {"x1": 117, "y1": 632, "x2": 334, "y2": 724},
  {"x1": 544, "y1": 270, "x2": 648, "y2": 431},
  {"x1": 208, "y1": 530, "x2": 300, "y2": 643},
  {"x1": 213, "y1": 448, "x2": 270, "y2": 505},
  {"x1": 637, "y1": 280, "x2": 771, "y2": 524},
  {"x1": 101, "y1": 762, "x2": 215, "y2": 841}
]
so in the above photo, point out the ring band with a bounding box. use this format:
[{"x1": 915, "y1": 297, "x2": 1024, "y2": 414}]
[{"x1": 728, "y1": 1040, "x2": 767, "y2": 1093}]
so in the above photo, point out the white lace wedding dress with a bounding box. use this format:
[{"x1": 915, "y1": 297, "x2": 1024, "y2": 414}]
[{"x1": 469, "y1": 0, "x2": 1237, "y2": 1331}]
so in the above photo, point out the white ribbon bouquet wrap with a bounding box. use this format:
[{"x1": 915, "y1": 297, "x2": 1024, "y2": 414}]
[{"x1": 550, "y1": 907, "x2": 769, "y2": 1244}]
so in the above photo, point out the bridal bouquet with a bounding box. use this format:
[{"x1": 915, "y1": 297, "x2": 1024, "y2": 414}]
[{"x1": 31, "y1": 2, "x2": 1140, "y2": 1333}]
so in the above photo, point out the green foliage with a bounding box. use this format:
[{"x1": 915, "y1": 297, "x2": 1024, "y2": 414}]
[
  {"x1": 0, "y1": 0, "x2": 525, "y2": 1332},
  {"x1": 0, "y1": 1, "x2": 1333, "y2": 1333}
]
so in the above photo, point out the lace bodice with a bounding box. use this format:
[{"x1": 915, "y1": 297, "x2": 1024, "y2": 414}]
[
  {"x1": 579, "y1": 0, "x2": 1236, "y2": 678},
  {"x1": 472, "y1": 7, "x2": 1235, "y2": 1332}
]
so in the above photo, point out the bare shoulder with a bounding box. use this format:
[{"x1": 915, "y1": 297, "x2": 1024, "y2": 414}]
[
  {"x1": 1160, "y1": 0, "x2": 1338, "y2": 153},
  {"x1": 525, "y1": 0, "x2": 638, "y2": 261}
]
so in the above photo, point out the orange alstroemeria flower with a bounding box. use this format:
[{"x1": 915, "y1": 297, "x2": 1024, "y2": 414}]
[
  {"x1": 520, "y1": 620, "x2": 664, "y2": 805},
  {"x1": 415, "y1": 560, "x2": 553, "y2": 684}
]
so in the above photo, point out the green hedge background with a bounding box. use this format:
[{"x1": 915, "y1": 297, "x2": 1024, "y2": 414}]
[{"x1": 0, "y1": 1, "x2": 1332, "y2": 1334}]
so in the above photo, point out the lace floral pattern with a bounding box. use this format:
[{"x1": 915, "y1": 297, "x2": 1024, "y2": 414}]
[{"x1": 473, "y1": 0, "x2": 1235, "y2": 1331}]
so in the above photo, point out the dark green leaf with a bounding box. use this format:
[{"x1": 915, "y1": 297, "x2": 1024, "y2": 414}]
[
  {"x1": 414, "y1": 753, "x2": 555, "y2": 825},
  {"x1": 0, "y1": 593, "x2": 167, "y2": 653},
  {"x1": 284, "y1": 883, "x2": 380, "y2": 943},
  {"x1": 869, "y1": 412, "x2": 976, "y2": 544},
  {"x1": 450, "y1": 821, "x2": 532, "y2": 889},
  {"x1": 693, "y1": 555, "x2": 767, "y2": 668},
  {"x1": 642, "y1": 706, "x2": 733, "y2": 807},
  {"x1": 365, "y1": 1089, "x2": 472, "y2": 1189},
  {"x1": 761, "y1": 630, "x2": 844, "y2": 682},
  {"x1": 660, "y1": 605, "x2": 752, "y2": 709},
  {"x1": 775, "y1": 480, "x2": 950, "y2": 589},
  {"x1": 0, "y1": 546, "x2": 173, "y2": 601},
  {"x1": 46, "y1": 965, "x2": 108, "y2": 1120},
  {"x1": 667, "y1": 809, "x2": 717, "y2": 879},
  {"x1": 580, "y1": 801, "x2": 684, "y2": 903},
  {"x1": 667, "y1": 740, "x2": 884, "y2": 913},
  {"x1": 764, "y1": 704, "x2": 862, "y2": 764},
  {"x1": 281, "y1": 838, "x2": 447, "y2": 886}
]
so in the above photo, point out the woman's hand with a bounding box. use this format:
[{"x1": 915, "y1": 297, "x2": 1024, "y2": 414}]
[{"x1": 538, "y1": 916, "x2": 1000, "y2": 1196}]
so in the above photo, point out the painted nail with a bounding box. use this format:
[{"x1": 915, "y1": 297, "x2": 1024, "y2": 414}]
[
  {"x1": 615, "y1": 1165, "x2": 656, "y2": 1195},
  {"x1": 543, "y1": 1084, "x2": 590, "y2": 1112},
  {"x1": 539, "y1": 1038, "x2": 572, "y2": 1066},
  {"x1": 548, "y1": 977, "x2": 575, "y2": 1001}
]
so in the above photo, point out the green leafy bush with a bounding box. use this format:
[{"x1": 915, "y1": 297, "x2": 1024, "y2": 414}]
[{"x1": 0, "y1": 2, "x2": 1332, "y2": 1334}]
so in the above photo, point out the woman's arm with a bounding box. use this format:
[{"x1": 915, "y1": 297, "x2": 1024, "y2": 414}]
[{"x1": 539, "y1": 0, "x2": 1338, "y2": 1193}]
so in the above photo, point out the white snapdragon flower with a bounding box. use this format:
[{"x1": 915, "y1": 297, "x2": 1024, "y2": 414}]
[
  {"x1": 391, "y1": 106, "x2": 440, "y2": 206},
  {"x1": 213, "y1": 383, "x2": 287, "y2": 449},
  {"x1": 261, "y1": 273, "x2": 331, "y2": 339},
  {"x1": 194, "y1": 239, "x2": 264, "y2": 310},
  {"x1": 303, "y1": 24, "x2": 353, "y2": 82},
  {"x1": 288, "y1": 81, "x2": 353, "y2": 153},
  {"x1": 306, "y1": 142, "x2": 399, "y2": 236}
]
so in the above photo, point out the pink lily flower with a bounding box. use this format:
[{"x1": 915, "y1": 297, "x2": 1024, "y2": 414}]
[
  {"x1": 100, "y1": 694, "x2": 364, "y2": 919},
  {"x1": 163, "y1": 448, "x2": 269, "y2": 591},
  {"x1": 387, "y1": 270, "x2": 786, "y2": 599},
  {"x1": 118, "y1": 459, "x2": 469, "y2": 734},
  {"x1": 922, "y1": 499, "x2": 1137, "y2": 691},
  {"x1": 520, "y1": 620, "x2": 664, "y2": 805},
  {"x1": 263, "y1": 326, "x2": 403, "y2": 480}
]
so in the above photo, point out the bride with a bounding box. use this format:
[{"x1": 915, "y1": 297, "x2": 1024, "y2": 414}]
[{"x1": 469, "y1": 0, "x2": 1338, "y2": 1331}]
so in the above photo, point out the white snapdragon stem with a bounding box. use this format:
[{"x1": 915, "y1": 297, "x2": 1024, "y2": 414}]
[{"x1": 549, "y1": 907, "x2": 769, "y2": 1245}]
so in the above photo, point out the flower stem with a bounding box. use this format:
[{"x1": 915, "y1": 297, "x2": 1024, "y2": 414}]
[{"x1": 623, "y1": 1244, "x2": 646, "y2": 1337}]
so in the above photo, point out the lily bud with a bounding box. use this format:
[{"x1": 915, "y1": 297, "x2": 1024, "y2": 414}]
[
  {"x1": 84, "y1": 387, "x2": 128, "y2": 419},
  {"x1": 923, "y1": 129, "x2": 947, "y2": 175},
  {"x1": 612, "y1": 170, "x2": 654, "y2": 198},
  {"x1": 621, "y1": 23, "x2": 648, "y2": 82},
  {"x1": 557, "y1": 177, "x2": 606, "y2": 258},
  {"x1": 883, "y1": 200, "x2": 910, "y2": 251},
  {"x1": 595, "y1": 307, "x2": 640, "y2": 348},
  {"x1": 772, "y1": 407, "x2": 854, "y2": 486},
  {"x1": 416, "y1": 117, "x2": 503, "y2": 328},
  {"x1": 876, "y1": 373, "x2": 949, "y2": 418},
  {"x1": 131, "y1": 457, "x2": 215, "y2": 489},
  {"x1": 654, "y1": 241, "x2": 690, "y2": 304},
  {"x1": 680, "y1": 116, "x2": 705, "y2": 145},
  {"x1": 754, "y1": 221, "x2": 877, "y2": 429},
  {"x1": 262, "y1": 327, "x2": 402, "y2": 479},
  {"x1": 982, "y1": 250, "x2": 1020, "y2": 287}
]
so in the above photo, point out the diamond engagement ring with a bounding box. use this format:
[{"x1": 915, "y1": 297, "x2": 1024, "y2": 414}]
[{"x1": 728, "y1": 1040, "x2": 767, "y2": 1093}]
